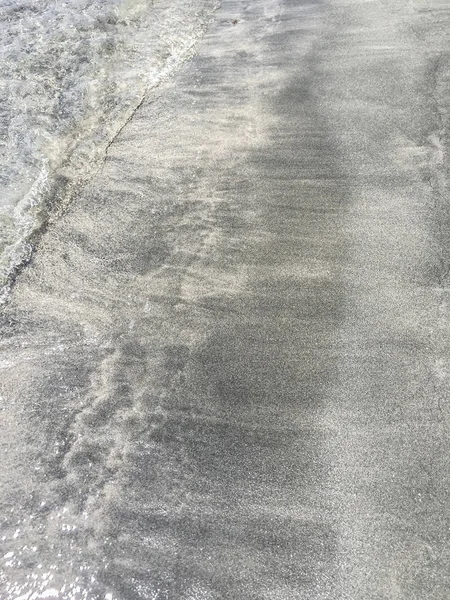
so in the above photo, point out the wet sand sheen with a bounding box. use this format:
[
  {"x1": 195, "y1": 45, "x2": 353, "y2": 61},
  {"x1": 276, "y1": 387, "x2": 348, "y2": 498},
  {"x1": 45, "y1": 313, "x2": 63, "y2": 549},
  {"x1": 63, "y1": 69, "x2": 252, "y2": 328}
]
[{"x1": 1, "y1": 0, "x2": 450, "y2": 598}]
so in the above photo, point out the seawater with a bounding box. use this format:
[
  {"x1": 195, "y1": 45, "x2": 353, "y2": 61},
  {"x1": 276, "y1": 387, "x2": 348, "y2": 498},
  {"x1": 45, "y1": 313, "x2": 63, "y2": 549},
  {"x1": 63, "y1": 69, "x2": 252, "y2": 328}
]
[{"x1": 0, "y1": 0, "x2": 217, "y2": 304}]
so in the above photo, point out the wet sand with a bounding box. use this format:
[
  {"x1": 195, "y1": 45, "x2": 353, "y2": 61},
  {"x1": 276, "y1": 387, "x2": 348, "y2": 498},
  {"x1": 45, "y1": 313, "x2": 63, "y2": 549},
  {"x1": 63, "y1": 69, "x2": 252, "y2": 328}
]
[{"x1": 1, "y1": 0, "x2": 450, "y2": 598}]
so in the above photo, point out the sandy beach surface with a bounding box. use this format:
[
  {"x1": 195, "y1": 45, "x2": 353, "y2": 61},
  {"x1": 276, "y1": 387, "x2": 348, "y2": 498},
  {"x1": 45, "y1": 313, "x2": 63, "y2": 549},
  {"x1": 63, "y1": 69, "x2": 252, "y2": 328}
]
[{"x1": 1, "y1": 0, "x2": 450, "y2": 598}]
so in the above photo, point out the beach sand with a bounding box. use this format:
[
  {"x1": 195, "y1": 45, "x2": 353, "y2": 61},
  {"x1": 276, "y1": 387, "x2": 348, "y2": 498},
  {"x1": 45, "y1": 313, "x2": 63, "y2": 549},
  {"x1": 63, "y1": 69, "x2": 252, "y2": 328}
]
[{"x1": 1, "y1": 0, "x2": 450, "y2": 598}]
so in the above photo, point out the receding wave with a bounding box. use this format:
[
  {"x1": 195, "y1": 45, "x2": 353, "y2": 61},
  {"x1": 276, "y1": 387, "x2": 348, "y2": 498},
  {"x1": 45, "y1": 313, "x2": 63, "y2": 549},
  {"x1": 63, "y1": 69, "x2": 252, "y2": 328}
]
[{"x1": 0, "y1": 0, "x2": 218, "y2": 305}]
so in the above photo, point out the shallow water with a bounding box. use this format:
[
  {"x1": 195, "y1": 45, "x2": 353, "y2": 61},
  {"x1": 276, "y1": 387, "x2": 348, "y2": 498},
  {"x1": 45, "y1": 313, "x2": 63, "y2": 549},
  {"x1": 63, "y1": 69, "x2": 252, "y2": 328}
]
[{"x1": 0, "y1": 0, "x2": 217, "y2": 304}]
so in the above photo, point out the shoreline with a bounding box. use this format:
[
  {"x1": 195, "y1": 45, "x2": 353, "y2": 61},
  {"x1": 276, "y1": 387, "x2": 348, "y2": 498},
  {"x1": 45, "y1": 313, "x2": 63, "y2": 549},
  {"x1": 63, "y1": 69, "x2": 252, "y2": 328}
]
[{"x1": 0, "y1": 0, "x2": 219, "y2": 310}]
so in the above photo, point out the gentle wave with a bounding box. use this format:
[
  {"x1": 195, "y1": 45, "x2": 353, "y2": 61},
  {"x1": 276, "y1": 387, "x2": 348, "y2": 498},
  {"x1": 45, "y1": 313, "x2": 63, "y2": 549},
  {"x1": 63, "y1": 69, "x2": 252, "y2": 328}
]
[{"x1": 0, "y1": 0, "x2": 218, "y2": 305}]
